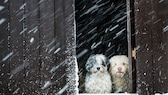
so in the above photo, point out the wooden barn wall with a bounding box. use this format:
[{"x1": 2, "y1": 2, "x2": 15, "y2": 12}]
[
  {"x1": 0, "y1": 0, "x2": 75, "y2": 94},
  {"x1": 135, "y1": 0, "x2": 168, "y2": 94}
]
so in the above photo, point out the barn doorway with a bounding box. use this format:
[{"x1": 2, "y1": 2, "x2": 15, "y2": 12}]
[{"x1": 75, "y1": 0, "x2": 135, "y2": 93}]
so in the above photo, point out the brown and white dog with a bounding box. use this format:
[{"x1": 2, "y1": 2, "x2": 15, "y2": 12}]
[{"x1": 109, "y1": 55, "x2": 129, "y2": 93}]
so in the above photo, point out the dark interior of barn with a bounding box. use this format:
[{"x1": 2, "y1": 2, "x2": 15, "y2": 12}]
[{"x1": 75, "y1": 0, "x2": 129, "y2": 93}]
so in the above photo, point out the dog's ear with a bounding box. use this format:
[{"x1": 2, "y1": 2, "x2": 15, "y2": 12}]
[
  {"x1": 100, "y1": 56, "x2": 107, "y2": 66},
  {"x1": 109, "y1": 63, "x2": 112, "y2": 72},
  {"x1": 90, "y1": 54, "x2": 95, "y2": 57},
  {"x1": 109, "y1": 57, "x2": 114, "y2": 72},
  {"x1": 106, "y1": 59, "x2": 110, "y2": 70},
  {"x1": 85, "y1": 55, "x2": 95, "y2": 72},
  {"x1": 109, "y1": 57, "x2": 113, "y2": 64}
]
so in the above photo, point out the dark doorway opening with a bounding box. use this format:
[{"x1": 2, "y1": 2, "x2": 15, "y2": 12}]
[{"x1": 75, "y1": 0, "x2": 134, "y2": 93}]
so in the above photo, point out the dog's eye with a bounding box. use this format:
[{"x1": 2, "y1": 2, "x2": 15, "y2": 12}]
[
  {"x1": 102, "y1": 63, "x2": 106, "y2": 67},
  {"x1": 123, "y1": 63, "x2": 126, "y2": 65}
]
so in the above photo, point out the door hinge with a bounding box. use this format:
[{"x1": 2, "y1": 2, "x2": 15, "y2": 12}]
[{"x1": 132, "y1": 48, "x2": 136, "y2": 59}]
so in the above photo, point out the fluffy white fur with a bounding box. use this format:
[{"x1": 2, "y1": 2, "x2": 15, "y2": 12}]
[
  {"x1": 85, "y1": 54, "x2": 112, "y2": 93},
  {"x1": 109, "y1": 55, "x2": 129, "y2": 93}
]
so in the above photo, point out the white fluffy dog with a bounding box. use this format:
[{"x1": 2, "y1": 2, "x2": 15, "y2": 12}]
[
  {"x1": 109, "y1": 55, "x2": 129, "y2": 93},
  {"x1": 85, "y1": 54, "x2": 112, "y2": 93}
]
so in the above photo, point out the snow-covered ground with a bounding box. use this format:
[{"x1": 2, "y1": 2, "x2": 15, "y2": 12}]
[
  {"x1": 79, "y1": 93, "x2": 168, "y2": 95},
  {"x1": 80, "y1": 94, "x2": 137, "y2": 95}
]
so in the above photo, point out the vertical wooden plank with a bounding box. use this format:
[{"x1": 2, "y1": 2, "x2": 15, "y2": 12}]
[
  {"x1": 0, "y1": 0, "x2": 10, "y2": 94},
  {"x1": 126, "y1": 0, "x2": 134, "y2": 92},
  {"x1": 8, "y1": 0, "x2": 25, "y2": 94},
  {"x1": 131, "y1": 0, "x2": 137, "y2": 92},
  {"x1": 134, "y1": 0, "x2": 154, "y2": 94},
  {"x1": 24, "y1": 0, "x2": 40, "y2": 94},
  {"x1": 52, "y1": 0, "x2": 67, "y2": 94},
  {"x1": 39, "y1": 0, "x2": 56, "y2": 94},
  {"x1": 152, "y1": 0, "x2": 168, "y2": 93},
  {"x1": 64, "y1": 0, "x2": 76, "y2": 94},
  {"x1": 127, "y1": 0, "x2": 137, "y2": 93},
  {"x1": 127, "y1": 0, "x2": 137, "y2": 92}
]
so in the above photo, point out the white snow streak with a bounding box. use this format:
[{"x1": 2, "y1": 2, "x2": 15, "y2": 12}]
[
  {"x1": 110, "y1": 24, "x2": 119, "y2": 31},
  {"x1": 117, "y1": 15, "x2": 127, "y2": 22},
  {"x1": 20, "y1": 28, "x2": 27, "y2": 34},
  {"x1": 77, "y1": 49, "x2": 88, "y2": 58},
  {"x1": 157, "y1": 56, "x2": 163, "y2": 61},
  {"x1": 156, "y1": 93, "x2": 168, "y2": 95},
  {"x1": 41, "y1": 81, "x2": 52, "y2": 89},
  {"x1": 163, "y1": 25, "x2": 168, "y2": 32},
  {"x1": 91, "y1": 41, "x2": 102, "y2": 49},
  {"x1": 30, "y1": 38, "x2": 34, "y2": 43},
  {"x1": 50, "y1": 60, "x2": 65, "y2": 73},
  {"x1": 2, "y1": 52, "x2": 13, "y2": 61},
  {"x1": 113, "y1": 28, "x2": 125, "y2": 39},
  {"x1": 0, "y1": 18, "x2": 6, "y2": 25},
  {"x1": 4, "y1": 0, "x2": 8, "y2": 3},
  {"x1": 10, "y1": 60, "x2": 29, "y2": 75},
  {"x1": 28, "y1": 26, "x2": 38, "y2": 33},
  {"x1": 159, "y1": 0, "x2": 164, "y2": 3},
  {"x1": 80, "y1": 93, "x2": 138, "y2": 95},
  {"x1": 20, "y1": 3, "x2": 26, "y2": 10},
  {"x1": 13, "y1": 88, "x2": 20, "y2": 94},
  {"x1": 54, "y1": 48, "x2": 61, "y2": 54},
  {"x1": 0, "y1": 6, "x2": 5, "y2": 11},
  {"x1": 56, "y1": 85, "x2": 68, "y2": 95}
]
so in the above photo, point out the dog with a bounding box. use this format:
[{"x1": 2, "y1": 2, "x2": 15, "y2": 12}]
[
  {"x1": 84, "y1": 54, "x2": 112, "y2": 93},
  {"x1": 109, "y1": 55, "x2": 129, "y2": 93}
]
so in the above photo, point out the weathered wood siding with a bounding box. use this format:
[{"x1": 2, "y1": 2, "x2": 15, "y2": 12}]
[
  {"x1": 0, "y1": 0, "x2": 74, "y2": 94},
  {"x1": 135, "y1": 0, "x2": 168, "y2": 94}
]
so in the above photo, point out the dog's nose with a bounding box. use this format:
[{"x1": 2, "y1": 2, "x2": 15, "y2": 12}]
[
  {"x1": 97, "y1": 67, "x2": 100, "y2": 70},
  {"x1": 118, "y1": 67, "x2": 122, "y2": 71}
]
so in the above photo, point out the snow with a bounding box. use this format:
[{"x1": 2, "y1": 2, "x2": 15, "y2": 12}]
[
  {"x1": 77, "y1": 49, "x2": 88, "y2": 58},
  {"x1": 30, "y1": 37, "x2": 34, "y2": 43},
  {"x1": 2, "y1": 52, "x2": 13, "y2": 61},
  {"x1": 50, "y1": 60, "x2": 65, "y2": 73},
  {"x1": 117, "y1": 15, "x2": 127, "y2": 22},
  {"x1": 159, "y1": 0, "x2": 165, "y2": 3},
  {"x1": 28, "y1": 26, "x2": 38, "y2": 33},
  {"x1": 78, "y1": 93, "x2": 168, "y2": 95},
  {"x1": 20, "y1": 28, "x2": 27, "y2": 34},
  {"x1": 110, "y1": 25, "x2": 119, "y2": 31},
  {"x1": 13, "y1": 88, "x2": 20, "y2": 94},
  {"x1": 156, "y1": 94, "x2": 168, "y2": 95},
  {"x1": 10, "y1": 59, "x2": 30, "y2": 75},
  {"x1": 0, "y1": 6, "x2": 5, "y2": 11},
  {"x1": 56, "y1": 85, "x2": 68, "y2": 95},
  {"x1": 91, "y1": 41, "x2": 102, "y2": 49},
  {"x1": 113, "y1": 28, "x2": 126, "y2": 39},
  {"x1": 20, "y1": 3, "x2": 26, "y2": 10},
  {"x1": 0, "y1": 18, "x2": 6, "y2": 25},
  {"x1": 41, "y1": 81, "x2": 52, "y2": 89},
  {"x1": 48, "y1": 46, "x2": 56, "y2": 53},
  {"x1": 54, "y1": 48, "x2": 61, "y2": 54},
  {"x1": 79, "y1": 93, "x2": 138, "y2": 95},
  {"x1": 4, "y1": 0, "x2": 8, "y2": 3},
  {"x1": 163, "y1": 25, "x2": 168, "y2": 32},
  {"x1": 157, "y1": 56, "x2": 163, "y2": 61}
]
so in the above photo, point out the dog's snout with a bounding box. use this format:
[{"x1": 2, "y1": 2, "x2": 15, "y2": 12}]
[
  {"x1": 97, "y1": 67, "x2": 100, "y2": 70},
  {"x1": 118, "y1": 67, "x2": 122, "y2": 71}
]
